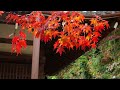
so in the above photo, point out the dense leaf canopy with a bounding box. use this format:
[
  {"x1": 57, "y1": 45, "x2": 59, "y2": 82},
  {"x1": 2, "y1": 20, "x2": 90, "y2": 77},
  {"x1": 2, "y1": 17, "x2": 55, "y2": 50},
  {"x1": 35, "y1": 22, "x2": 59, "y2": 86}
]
[{"x1": 0, "y1": 11, "x2": 110, "y2": 56}]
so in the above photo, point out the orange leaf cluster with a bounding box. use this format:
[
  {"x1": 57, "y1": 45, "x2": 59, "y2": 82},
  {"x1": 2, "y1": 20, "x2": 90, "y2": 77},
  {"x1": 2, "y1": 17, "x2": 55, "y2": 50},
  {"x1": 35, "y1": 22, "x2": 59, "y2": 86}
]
[
  {"x1": 11, "y1": 31, "x2": 27, "y2": 55},
  {"x1": 5, "y1": 11, "x2": 110, "y2": 56},
  {"x1": 53, "y1": 12, "x2": 110, "y2": 55}
]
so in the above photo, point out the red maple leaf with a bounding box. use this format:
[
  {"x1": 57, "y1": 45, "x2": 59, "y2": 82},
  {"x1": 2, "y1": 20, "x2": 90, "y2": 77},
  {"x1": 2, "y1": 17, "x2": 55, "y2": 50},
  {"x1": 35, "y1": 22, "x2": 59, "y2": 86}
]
[
  {"x1": 94, "y1": 26, "x2": 99, "y2": 32},
  {"x1": 12, "y1": 36, "x2": 20, "y2": 44},
  {"x1": 19, "y1": 40, "x2": 27, "y2": 48},
  {"x1": 62, "y1": 41, "x2": 68, "y2": 48},
  {"x1": 11, "y1": 35, "x2": 27, "y2": 55},
  {"x1": 83, "y1": 26, "x2": 91, "y2": 33},
  {"x1": 53, "y1": 41, "x2": 59, "y2": 50},
  {"x1": 92, "y1": 37, "x2": 99, "y2": 43},
  {"x1": 75, "y1": 43, "x2": 80, "y2": 50},
  {"x1": 93, "y1": 32, "x2": 101, "y2": 37},
  {"x1": 98, "y1": 23, "x2": 104, "y2": 32},
  {"x1": 56, "y1": 46, "x2": 65, "y2": 56},
  {"x1": 78, "y1": 36, "x2": 85, "y2": 46},
  {"x1": 80, "y1": 39, "x2": 90, "y2": 51},
  {"x1": 68, "y1": 42, "x2": 74, "y2": 50},
  {"x1": 19, "y1": 31, "x2": 26, "y2": 39},
  {"x1": 52, "y1": 31, "x2": 59, "y2": 38},
  {"x1": 43, "y1": 35, "x2": 50, "y2": 43},
  {"x1": 94, "y1": 23, "x2": 104, "y2": 32},
  {"x1": 91, "y1": 43, "x2": 97, "y2": 48},
  {"x1": 78, "y1": 39, "x2": 84, "y2": 46},
  {"x1": 35, "y1": 31, "x2": 40, "y2": 38},
  {"x1": 16, "y1": 43, "x2": 22, "y2": 55},
  {"x1": 84, "y1": 40, "x2": 91, "y2": 48},
  {"x1": 104, "y1": 21, "x2": 110, "y2": 29}
]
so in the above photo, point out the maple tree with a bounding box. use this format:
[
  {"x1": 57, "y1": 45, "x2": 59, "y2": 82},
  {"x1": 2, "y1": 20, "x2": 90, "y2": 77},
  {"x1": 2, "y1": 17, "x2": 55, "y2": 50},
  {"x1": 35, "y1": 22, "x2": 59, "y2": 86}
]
[{"x1": 0, "y1": 11, "x2": 110, "y2": 56}]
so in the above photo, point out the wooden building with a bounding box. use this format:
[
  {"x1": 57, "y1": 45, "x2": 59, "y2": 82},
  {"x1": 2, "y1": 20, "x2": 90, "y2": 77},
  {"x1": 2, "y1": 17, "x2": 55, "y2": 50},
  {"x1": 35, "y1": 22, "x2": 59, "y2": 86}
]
[{"x1": 0, "y1": 11, "x2": 120, "y2": 79}]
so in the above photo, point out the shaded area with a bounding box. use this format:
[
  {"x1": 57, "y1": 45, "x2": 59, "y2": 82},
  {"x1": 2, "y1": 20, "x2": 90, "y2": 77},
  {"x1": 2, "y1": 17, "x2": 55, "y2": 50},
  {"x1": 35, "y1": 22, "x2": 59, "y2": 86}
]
[{"x1": 44, "y1": 18, "x2": 117, "y2": 75}]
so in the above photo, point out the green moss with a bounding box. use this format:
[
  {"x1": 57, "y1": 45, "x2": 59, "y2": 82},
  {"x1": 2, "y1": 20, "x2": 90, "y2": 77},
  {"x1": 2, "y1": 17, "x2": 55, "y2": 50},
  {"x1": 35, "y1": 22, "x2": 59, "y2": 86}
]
[{"x1": 47, "y1": 28, "x2": 120, "y2": 79}]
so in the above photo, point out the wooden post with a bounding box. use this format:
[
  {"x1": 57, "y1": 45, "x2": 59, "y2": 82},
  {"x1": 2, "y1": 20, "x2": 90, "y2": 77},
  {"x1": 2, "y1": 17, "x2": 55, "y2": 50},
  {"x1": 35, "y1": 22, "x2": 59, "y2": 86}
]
[{"x1": 31, "y1": 37, "x2": 40, "y2": 79}]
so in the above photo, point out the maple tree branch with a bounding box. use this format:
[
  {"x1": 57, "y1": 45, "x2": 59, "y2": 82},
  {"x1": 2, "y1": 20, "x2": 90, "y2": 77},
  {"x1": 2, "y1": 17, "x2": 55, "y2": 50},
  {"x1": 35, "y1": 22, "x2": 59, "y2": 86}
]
[{"x1": 38, "y1": 11, "x2": 64, "y2": 32}]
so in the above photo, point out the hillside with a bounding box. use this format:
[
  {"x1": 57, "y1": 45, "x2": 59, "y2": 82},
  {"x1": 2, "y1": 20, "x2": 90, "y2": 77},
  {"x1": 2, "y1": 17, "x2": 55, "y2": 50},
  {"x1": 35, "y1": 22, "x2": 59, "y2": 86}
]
[{"x1": 47, "y1": 27, "x2": 120, "y2": 79}]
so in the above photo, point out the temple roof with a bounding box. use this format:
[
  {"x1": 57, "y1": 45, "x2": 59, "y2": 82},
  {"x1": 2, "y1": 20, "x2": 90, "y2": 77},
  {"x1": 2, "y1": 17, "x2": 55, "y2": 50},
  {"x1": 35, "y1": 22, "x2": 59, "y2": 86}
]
[{"x1": 5, "y1": 11, "x2": 120, "y2": 15}]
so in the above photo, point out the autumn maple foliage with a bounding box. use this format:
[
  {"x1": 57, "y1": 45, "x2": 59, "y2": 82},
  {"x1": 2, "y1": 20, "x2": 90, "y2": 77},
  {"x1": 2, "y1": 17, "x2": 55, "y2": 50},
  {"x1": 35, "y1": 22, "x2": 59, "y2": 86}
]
[{"x1": 1, "y1": 11, "x2": 110, "y2": 56}]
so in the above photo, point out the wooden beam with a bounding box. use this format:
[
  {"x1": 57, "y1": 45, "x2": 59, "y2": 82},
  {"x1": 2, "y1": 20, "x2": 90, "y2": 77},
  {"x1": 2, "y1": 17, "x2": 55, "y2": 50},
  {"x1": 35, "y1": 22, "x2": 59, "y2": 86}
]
[
  {"x1": 0, "y1": 51, "x2": 31, "y2": 56},
  {"x1": 41, "y1": 11, "x2": 120, "y2": 19},
  {"x1": 31, "y1": 37, "x2": 40, "y2": 79},
  {"x1": 0, "y1": 38, "x2": 33, "y2": 45},
  {"x1": 0, "y1": 51, "x2": 32, "y2": 63},
  {"x1": 0, "y1": 54, "x2": 32, "y2": 60}
]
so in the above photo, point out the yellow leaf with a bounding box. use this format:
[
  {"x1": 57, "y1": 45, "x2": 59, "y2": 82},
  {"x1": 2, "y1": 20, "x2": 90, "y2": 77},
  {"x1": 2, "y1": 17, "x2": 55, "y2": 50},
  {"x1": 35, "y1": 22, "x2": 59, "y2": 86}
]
[
  {"x1": 86, "y1": 36, "x2": 90, "y2": 40},
  {"x1": 28, "y1": 28, "x2": 32, "y2": 33},
  {"x1": 90, "y1": 18, "x2": 98, "y2": 25},
  {"x1": 32, "y1": 29, "x2": 38, "y2": 36}
]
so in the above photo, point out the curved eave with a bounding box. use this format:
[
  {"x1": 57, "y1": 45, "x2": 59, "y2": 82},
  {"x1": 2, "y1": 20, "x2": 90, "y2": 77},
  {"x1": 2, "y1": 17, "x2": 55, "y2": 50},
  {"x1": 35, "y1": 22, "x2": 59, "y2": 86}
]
[{"x1": 42, "y1": 11, "x2": 120, "y2": 19}]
